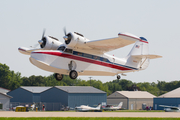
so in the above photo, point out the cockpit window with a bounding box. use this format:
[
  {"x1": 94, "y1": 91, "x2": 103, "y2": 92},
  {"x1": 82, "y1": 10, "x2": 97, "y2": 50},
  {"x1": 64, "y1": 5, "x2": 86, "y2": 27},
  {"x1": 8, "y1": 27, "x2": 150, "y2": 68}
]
[
  {"x1": 57, "y1": 46, "x2": 66, "y2": 51},
  {"x1": 64, "y1": 48, "x2": 73, "y2": 54}
]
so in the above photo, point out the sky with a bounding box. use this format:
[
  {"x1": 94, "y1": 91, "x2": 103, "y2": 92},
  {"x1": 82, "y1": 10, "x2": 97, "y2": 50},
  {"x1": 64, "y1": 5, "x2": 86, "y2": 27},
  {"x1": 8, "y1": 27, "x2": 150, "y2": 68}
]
[{"x1": 1, "y1": 0, "x2": 180, "y2": 83}]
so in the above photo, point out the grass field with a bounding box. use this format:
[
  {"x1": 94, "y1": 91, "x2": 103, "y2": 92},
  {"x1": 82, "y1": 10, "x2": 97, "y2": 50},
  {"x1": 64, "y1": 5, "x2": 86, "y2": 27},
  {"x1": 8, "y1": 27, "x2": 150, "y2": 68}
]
[{"x1": 0, "y1": 118, "x2": 180, "y2": 120}]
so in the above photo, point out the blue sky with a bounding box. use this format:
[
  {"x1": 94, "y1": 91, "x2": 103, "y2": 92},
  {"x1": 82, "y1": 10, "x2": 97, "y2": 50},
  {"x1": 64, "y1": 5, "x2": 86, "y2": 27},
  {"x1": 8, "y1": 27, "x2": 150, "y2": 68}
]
[{"x1": 1, "y1": 0, "x2": 180, "y2": 83}]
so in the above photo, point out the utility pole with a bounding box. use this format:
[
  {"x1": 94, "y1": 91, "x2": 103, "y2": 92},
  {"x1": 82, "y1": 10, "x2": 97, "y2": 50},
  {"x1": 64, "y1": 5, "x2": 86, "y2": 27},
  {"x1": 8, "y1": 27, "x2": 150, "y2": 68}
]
[{"x1": 89, "y1": 77, "x2": 92, "y2": 86}]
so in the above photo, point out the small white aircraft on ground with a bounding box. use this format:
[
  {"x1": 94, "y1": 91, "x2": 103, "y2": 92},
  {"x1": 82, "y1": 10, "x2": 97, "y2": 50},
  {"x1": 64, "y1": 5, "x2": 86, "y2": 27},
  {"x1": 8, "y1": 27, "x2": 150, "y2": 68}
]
[
  {"x1": 18, "y1": 29, "x2": 162, "y2": 81},
  {"x1": 102, "y1": 102, "x2": 123, "y2": 111},
  {"x1": 159, "y1": 105, "x2": 180, "y2": 112},
  {"x1": 75, "y1": 104, "x2": 101, "y2": 112}
]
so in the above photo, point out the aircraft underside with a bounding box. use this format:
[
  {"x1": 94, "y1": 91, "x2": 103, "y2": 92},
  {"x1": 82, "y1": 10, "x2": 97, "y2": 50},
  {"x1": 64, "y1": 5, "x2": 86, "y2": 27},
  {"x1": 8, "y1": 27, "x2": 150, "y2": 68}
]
[{"x1": 29, "y1": 50, "x2": 136, "y2": 81}]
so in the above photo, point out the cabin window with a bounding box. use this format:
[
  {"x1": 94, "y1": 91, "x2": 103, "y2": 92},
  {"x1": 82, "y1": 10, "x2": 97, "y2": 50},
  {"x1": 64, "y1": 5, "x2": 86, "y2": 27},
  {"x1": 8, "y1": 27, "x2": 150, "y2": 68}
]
[
  {"x1": 93, "y1": 55, "x2": 100, "y2": 60},
  {"x1": 64, "y1": 48, "x2": 73, "y2": 54},
  {"x1": 57, "y1": 46, "x2": 66, "y2": 51},
  {"x1": 77, "y1": 52, "x2": 83, "y2": 56},
  {"x1": 103, "y1": 58, "x2": 108, "y2": 62},
  {"x1": 84, "y1": 53, "x2": 92, "y2": 59}
]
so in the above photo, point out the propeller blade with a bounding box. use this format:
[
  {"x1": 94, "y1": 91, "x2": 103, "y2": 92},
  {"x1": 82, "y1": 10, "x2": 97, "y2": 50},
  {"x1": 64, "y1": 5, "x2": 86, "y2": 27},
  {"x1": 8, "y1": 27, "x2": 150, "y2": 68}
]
[
  {"x1": 42, "y1": 29, "x2": 46, "y2": 39},
  {"x1": 63, "y1": 27, "x2": 66, "y2": 36}
]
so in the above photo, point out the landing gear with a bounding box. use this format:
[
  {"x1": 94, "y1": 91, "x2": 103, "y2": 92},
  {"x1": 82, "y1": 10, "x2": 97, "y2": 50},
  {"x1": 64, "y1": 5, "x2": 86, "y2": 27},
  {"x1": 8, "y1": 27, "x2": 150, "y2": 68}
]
[
  {"x1": 69, "y1": 70, "x2": 78, "y2": 79},
  {"x1": 54, "y1": 73, "x2": 63, "y2": 81},
  {"x1": 117, "y1": 75, "x2": 121, "y2": 80}
]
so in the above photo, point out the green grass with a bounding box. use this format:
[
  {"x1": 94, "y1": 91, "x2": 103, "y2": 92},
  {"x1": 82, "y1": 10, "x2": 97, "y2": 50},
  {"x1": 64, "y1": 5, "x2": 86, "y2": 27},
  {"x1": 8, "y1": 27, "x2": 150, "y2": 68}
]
[{"x1": 0, "y1": 118, "x2": 180, "y2": 120}]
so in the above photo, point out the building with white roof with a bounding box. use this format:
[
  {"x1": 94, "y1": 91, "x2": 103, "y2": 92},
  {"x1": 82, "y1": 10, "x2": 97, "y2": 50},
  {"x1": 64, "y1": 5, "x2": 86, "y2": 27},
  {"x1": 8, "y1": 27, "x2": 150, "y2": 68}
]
[
  {"x1": 0, "y1": 87, "x2": 12, "y2": 111},
  {"x1": 154, "y1": 87, "x2": 180, "y2": 110},
  {"x1": 107, "y1": 91, "x2": 155, "y2": 110},
  {"x1": 0, "y1": 87, "x2": 10, "y2": 94}
]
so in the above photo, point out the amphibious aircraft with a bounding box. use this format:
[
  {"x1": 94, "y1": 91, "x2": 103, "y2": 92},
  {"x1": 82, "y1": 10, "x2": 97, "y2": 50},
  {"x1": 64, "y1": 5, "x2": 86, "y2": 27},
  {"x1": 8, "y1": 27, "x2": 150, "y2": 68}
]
[
  {"x1": 159, "y1": 105, "x2": 180, "y2": 112},
  {"x1": 102, "y1": 102, "x2": 123, "y2": 111},
  {"x1": 75, "y1": 104, "x2": 101, "y2": 112},
  {"x1": 18, "y1": 29, "x2": 162, "y2": 81}
]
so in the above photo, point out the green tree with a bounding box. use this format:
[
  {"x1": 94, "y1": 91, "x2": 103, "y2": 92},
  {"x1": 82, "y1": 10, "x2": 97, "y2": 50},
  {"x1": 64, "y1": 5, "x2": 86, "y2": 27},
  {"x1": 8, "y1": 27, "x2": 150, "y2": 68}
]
[{"x1": 0, "y1": 63, "x2": 11, "y2": 89}]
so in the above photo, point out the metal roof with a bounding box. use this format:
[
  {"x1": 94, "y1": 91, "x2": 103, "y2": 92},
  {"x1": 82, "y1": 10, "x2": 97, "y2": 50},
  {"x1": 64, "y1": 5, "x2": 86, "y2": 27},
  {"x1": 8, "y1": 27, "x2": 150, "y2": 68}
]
[
  {"x1": 21, "y1": 86, "x2": 52, "y2": 93},
  {"x1": 0, "y1": 92, "x2": 12, "y2": 98},
  {"x1": 55, "y1": 86, "x2": 106, "y2": 93},
  {"x1": 158, "y1": 87, "x2": 180, "y2": 98},
  {"x1": 115, "y1": 91, "x2": 155, "y2": 98},
  {"x1": 0, "y1": 87, "x2": 10, "y2": 94}
]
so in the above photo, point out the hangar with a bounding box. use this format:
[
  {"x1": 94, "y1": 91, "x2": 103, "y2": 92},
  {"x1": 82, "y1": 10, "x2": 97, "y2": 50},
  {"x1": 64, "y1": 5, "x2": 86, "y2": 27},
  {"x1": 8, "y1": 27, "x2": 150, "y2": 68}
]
[
  {"x1": 7, "y1": 86, "x2": 106, "y2": 111},
  {"x1": 0, "y1": 87, "x2": 12, "y2": 111},
  {"x1": 107, "y1": 91, "x2": 155, "y2": 110},
  {"x1": 41, "y1": 86, "x2": 106, "y2": 111},
  {"x1": 7, "y1": 86, "x2": 51, "y2": 108},
  {"x1": 153, "y1": 87, "x2": 180, "y2": 110}
]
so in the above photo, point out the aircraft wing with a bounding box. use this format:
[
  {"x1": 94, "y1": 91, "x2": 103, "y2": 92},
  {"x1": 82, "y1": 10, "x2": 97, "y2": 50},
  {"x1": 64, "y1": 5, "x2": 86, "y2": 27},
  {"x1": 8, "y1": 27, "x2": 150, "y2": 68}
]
[
  {"x1": 85, "y1": 33, "x2": 140, "y2": 53},
  {"x1": 159, "y1": 105, "x2": 179, "y2": 109},
  {"x1": 18, "y1": 47, "x2": 41, "y2": 55}
]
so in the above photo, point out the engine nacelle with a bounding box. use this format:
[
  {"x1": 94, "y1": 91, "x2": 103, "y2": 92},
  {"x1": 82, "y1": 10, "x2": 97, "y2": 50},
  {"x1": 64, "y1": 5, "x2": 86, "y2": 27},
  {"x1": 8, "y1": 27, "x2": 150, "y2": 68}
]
[
  {"x1": 64, "y1": 32, "x2": 89, "y2": 49},
  {"x1": 41, "y1": 36, "x2": 62, "y2": 50}
]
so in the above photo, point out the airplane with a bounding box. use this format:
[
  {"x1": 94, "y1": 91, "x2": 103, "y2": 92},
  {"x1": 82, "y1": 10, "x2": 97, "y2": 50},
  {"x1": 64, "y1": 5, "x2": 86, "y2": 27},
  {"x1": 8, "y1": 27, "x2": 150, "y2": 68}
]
[
  {"x1": 18, "y1": 29, "x2": 162, "y2": 81},
  {"x1": 102, "y1": 102, "x2": 123, "y2": 111},
  {"x1": 159, "y1": 105, "x2": 180, "y2": 112},
  {"x1": 75, "y1": 104, "x2": 101, "y2": 112}
]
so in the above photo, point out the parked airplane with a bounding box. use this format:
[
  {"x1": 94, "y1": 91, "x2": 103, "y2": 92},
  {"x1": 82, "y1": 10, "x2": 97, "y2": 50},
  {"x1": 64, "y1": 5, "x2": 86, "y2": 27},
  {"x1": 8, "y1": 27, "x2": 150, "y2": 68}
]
[
  {"x1": 159, "y1": 105, "x2": 180, "y2": 112},
  {"x1": 75, "y1": 104, "x2": 101, "y2": 112},
  {"x1": 103, "y1": 102, "x2": 123, "y2": 111},
  {"x1": 18, "y1": 29, "x2": 162, "y2": 81}
]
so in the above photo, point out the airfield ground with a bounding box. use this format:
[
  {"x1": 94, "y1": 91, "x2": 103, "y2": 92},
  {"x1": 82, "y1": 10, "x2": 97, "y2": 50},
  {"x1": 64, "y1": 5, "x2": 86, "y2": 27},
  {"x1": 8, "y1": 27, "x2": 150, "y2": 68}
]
[{"x1": 0, "y1": 111, "x2": 180, "y2": 118}]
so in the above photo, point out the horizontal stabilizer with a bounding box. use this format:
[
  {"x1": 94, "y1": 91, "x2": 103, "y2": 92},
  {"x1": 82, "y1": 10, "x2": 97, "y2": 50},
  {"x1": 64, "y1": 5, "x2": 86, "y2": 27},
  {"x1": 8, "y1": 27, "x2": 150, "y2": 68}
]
[{"x1": 131, "y1": 54, "x2": 162, "y2": 59}]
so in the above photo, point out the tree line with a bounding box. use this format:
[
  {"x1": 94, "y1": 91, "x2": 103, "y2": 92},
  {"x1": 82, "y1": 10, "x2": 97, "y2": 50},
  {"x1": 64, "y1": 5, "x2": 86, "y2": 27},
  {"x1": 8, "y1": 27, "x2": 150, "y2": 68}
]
[{"x1": 0, "y1": 63, "x2": 180, "y2": 96}]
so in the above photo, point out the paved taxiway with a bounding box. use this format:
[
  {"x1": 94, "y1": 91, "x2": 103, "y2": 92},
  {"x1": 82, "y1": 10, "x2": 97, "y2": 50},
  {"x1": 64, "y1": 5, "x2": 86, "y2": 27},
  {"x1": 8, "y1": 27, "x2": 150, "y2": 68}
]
[{"x1": 0, "y1": 111, "x2": 180, "y2": 118}]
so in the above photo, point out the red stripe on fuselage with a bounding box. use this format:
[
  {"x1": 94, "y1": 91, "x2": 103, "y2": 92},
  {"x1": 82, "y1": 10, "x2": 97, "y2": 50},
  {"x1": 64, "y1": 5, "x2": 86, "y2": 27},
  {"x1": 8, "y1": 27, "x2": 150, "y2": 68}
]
[{"x1": 32, "y1": 51, "x2": 132, "y2": 71}]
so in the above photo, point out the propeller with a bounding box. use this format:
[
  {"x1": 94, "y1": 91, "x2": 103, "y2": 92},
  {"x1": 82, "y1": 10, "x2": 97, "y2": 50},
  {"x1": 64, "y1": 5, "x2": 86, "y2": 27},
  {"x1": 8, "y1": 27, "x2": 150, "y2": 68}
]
[
  {"x1": 63, "y1": 27, "x2": 72, "y2": 44},
  {"x1": 63, "y1": 27, "x2": 67, "y2": 36},
  {"x1": 38, "y1": 29, "x2": 47, "y2": 48}
]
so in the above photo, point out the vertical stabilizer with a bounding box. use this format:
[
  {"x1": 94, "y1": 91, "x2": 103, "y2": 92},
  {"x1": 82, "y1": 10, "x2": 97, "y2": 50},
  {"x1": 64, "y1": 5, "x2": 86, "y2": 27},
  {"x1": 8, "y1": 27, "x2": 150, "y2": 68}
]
[
  {"x1": 126, "y1": 37, "x2": 150, "y2": 69},
  {"x1": 117, "y1": 102, "x2": 123, "y2": 107}
]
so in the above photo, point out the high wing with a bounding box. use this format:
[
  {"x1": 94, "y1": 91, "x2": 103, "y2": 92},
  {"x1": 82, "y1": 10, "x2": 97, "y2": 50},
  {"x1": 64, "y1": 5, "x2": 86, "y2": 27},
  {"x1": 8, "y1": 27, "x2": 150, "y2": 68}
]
[
  {"x1": 18, "y1": 47, "x2": 42, "y2": 55},
  {"x1": 85, "y1": 33, "x2": 140, "y2": 53}
]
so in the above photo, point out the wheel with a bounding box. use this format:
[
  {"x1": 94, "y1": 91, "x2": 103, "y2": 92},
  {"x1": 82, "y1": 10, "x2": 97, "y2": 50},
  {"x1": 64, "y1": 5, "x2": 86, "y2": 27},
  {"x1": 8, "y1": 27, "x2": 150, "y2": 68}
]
[
  {"x1": 117, "y1": 75, "x2": 121, "y2": 80},
  {"x1": 54, "y1": 73, "x2": 63, "y2": 81},
  {"x1": 69, "y1": 70, "x2": 78, "y2": 79}
]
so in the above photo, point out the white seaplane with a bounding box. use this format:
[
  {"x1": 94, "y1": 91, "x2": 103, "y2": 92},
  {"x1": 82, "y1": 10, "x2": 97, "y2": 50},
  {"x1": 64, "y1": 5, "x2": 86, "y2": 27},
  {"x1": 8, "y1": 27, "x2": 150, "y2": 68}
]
[{"x1": 18, "y1": 29, "x2": 162, "y2": 81}]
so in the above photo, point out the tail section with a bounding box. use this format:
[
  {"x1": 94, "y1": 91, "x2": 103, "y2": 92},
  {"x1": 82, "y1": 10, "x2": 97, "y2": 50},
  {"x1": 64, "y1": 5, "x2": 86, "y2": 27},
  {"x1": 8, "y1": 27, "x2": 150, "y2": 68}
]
[
  {"x1": 96, "y1": 104, "x2": 101, "y2": 109},
  {"x1": 117, "y1": 102, "x2": 123, "y2": 108},
  {"x1": 126, "y1": 37, "x2": 162, "y2": 70}
]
